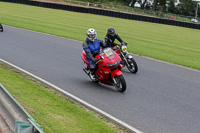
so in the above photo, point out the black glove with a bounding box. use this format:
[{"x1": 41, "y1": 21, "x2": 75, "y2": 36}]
[
  {"x1": 93, "y1": 58, "x2": 102, "y2": 64},
  {"x1": 121, "y1": 42, "x2": 127, "y2": 46}
]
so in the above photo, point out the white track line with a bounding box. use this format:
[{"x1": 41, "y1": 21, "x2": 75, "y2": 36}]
[{"x1": 0, "y1": 58, "x2": 143, "y2": 133}]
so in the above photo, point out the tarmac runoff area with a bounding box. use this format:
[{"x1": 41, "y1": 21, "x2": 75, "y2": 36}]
[{"x1": 0, "y1": 113, "x2": 13, "y2": 133}]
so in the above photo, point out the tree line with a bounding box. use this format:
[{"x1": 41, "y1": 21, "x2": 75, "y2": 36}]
[{"x1": 126, "y1": 0, "x2": 200, "y2": 17}]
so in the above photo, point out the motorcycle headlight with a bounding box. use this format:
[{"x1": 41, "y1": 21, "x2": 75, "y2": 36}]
[
  {"x1": 122, "y1": 45, "x2": 127, "y2": 53},
  {"x1": 108, "y1": 60, "x2": 120, "y2": 68}
]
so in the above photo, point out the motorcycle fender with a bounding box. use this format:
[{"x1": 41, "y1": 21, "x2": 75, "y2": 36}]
[
  {"x1": 118, "y1": 64, "x2": 123, "y2": 71},
  {"x1": 111, "y1": 69, "x2": 122, "y2": 78},
  {"x1": 127, "y1": 54, "x2": 133, "y2": 59}
]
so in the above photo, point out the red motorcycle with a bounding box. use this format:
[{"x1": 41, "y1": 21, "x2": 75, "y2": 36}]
[{"x1": 81, "y1": 47, "x2": 126, "y2": 92}]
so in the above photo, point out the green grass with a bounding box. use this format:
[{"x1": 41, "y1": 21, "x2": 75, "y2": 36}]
[
  {"x1": 0, "y1": 63, "x2": 122, "y2": 133},
  {"x1": 1, "y1": 2, "x2": 200, "y2": 70}
]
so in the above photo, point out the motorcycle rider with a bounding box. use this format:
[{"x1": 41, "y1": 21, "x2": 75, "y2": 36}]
[
  {"x1": 105, "y1": 27, "x2": 127, "y2": 48},
  {"x1": 83, "y1": 28, "x2": 106, "y2": 75}
]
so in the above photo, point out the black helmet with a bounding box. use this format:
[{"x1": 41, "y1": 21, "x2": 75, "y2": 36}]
[{"x1": 107, "y1": 27, "x2": 116, "y2": 36}]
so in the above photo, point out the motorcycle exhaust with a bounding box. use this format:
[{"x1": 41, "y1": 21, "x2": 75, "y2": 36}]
[{"x1": 83, "y1": 67, "x2": 89, "y2": 75}]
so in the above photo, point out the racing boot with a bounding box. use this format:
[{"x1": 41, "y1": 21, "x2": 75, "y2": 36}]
[{"x1": 89, "y1": 67, "x2": 98, "y2": 82}]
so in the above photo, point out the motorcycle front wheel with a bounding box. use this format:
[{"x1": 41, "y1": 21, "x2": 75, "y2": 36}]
[
  {"x1": 126, "y1": 58, "x2": 138, "y2": 74},
  {"x1": 114, "y1": 75, "x2": 126, "y2": 92},
  {"x1": 0, "y1": 24, "x2": 3, "y2": 32}
]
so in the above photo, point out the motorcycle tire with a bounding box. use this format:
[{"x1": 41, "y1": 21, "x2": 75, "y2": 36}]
[
  {"x1": 114, "y1": 75, "x2": 126, "y2": 92},
  {"x1": 126, "y1": 58, "x2": 138, "y2": 74},
  {"x1": 0, "y1": 23, "x2": 3, "y2": 32}
]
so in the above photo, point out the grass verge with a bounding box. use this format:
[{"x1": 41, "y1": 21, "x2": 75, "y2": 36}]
[
  {"x1": 0, "y1": 2, "x2": 200, "y2": 70},
  {"x1": 0, "y1": 61, "x2": 128, "y2": 133}
]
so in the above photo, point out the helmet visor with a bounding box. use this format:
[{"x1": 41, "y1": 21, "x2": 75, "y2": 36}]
[
  {"x1": 89, "y1": 34, "x2": 96, "y2": 39},
  {"x1": 109, "y1": 32, "x2": 115, "y2": 36}
]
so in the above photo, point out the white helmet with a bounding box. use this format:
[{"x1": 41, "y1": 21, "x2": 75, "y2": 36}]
[{"x1": 86, "y1": 28, "x2": 97, "y2": 41}]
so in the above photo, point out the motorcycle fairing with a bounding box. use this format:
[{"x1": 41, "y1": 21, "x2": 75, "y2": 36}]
[
  {"x1": 82, "y1": 49, "x2": 123, "y2": 86},
  {"x1": 111, "y1": 69, "x2": 122, "y2": 78},
  {"x1": 95, "y1": 67, "x2": 113, "y2": 85},
  {"x1": 81, "y1": 51, "x2": 90, "y2": 67}
]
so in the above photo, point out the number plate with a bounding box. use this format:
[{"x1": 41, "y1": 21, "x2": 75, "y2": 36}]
[{"x1": 104, "y1": 49, "x2": 113, "y2": 56}]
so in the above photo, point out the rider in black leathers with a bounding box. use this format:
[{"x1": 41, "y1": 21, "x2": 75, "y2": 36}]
[{"x1": 104, "y1": 27, "x2": 126, "y2": 48}]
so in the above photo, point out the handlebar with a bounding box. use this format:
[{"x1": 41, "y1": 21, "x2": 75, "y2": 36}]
[
  {"x1": 121, "y1": 42, "x2": 127, "y2": 46},
  {"x1": 116, "y1": 42, "x2": 127, "y2": 48},
  {"x1": 95, "y1": 57, "x2": 103, "y2": 64}
]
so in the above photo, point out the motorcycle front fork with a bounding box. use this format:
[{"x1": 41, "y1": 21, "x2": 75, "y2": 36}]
[
  {"x1": 120, "y1": 53, "x2": 130, "y2": 67},
  {"x1": 112, "y1": 77, "x2": 117, "y2": 84}
]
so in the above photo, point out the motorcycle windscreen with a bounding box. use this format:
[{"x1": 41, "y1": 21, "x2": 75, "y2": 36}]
[{"x1": 103, "y1": 48, "x2": 115, "y2": 59}]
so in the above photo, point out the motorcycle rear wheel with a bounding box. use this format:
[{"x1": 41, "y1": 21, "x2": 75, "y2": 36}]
[
  {"x1": 0, "y1": 23, "x2": 3, "y2": 32},
  {"x1": 126, "y1": 58, "x2": 138, "y2": 74},
  {"x1": 114, "y1": 75, "x2": 126, "y2": 92}
]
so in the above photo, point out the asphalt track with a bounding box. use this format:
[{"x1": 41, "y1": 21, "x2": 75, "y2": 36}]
[{"x1": 1, "y1": 25, "x2": 200, "y2": 133}]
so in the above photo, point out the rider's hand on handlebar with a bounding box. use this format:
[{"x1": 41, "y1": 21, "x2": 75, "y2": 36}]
[
  {"x1": 121, "y1": 42, "x2": 127, "y2": 46},
  {"x1": 117, "y1": 43, "x2": 122, "y2": 48},
  {"x1": 94, "y1": 58, "x2": 102, "y2": 64}
]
